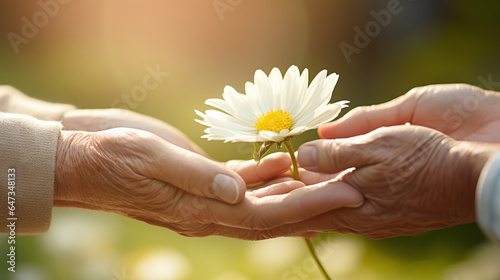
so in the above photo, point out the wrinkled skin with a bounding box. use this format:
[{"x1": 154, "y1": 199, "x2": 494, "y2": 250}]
[
  {"x1": 56, "y1": 109, "x2": 363, "y2": 240},
  {"x1": 295, "y1": 125, "x2": 499, "y2": 239},
  {"x1": 277, "y1": 84, "x2": 500, "y2": 239}
]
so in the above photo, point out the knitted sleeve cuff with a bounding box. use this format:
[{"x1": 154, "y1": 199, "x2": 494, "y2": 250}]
[{"x1": 0, "y1": 113, "x2": 62, "y2": 234}]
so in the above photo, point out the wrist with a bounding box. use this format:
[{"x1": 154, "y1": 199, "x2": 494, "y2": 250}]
[
  {"x1": 54, "y1": 130, "x2": 94, "y2": 208},
  {"x1": 451, "y1": 141, "x2": 500, "y2": 222}
]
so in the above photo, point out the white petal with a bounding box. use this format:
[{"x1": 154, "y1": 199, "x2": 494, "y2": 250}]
[
  {"x1": 289, "y1": 68, "x2": 309, "y2": 118},
  {"x1": 224, "y1": 135, "x2": 267, "y2": 143},
  {"x1": 287, "y1": 126, "x2": 308, "y2": 136},
  {"x1": 222, "y1": 86, "x2": 256, "y2": 122},
  {"x1": 205, "y1": 98, "x2": 233, "y2": 115},
  {"x1": 296, "y1": 72, "x2": 339, "y2": 121},
  {"x1": 295, "y1": 70, "x2": 327, "y2": 117},
  {"x1": 268, "y1": 68, "x2": 283, "y2": 110},
  {"x1": 303, "y1": 101, "x2": 348, "y2": 128},
  {"x1": 203, "y1": 110, "x2": 255, "y2": 132},
  {"x1": 205, "y1": 127, "x2": 257, "y2": 137},
  {"x1": 281, "y1": 66, "x2": 300, "y2": 112},
  {"x1": 195, "y1": 109, "x2": 206, "y2": 119},
  {"x1": 245, "y1": 81, "x2": 267, "y2": 116},
  {"x1": 317, "y1": 73, "x2": 339, "y2": 107},
  {"x1": 259, "y1": 130, "x2": 290, "y2": 142},
  {"x1": 254, "y1": 69, "x2": 274, "y2": 113}
]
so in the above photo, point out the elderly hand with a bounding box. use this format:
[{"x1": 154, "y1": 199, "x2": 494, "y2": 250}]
[
  {"x1": 54, "y1": 128, "x2": 363, "y2": 239},
  {"x1": 291, "y1": 125, "x2": 500, "y2": 239},
  {"x1": 61, "y1": 108, "x2": 294, "y2": 186},
  {"x1": 319, "y1": 84, "x2": 500, "y2": 143}
]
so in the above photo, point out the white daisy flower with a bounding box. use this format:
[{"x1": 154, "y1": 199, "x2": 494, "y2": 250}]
[
  {"x1": 195, "y1": 65, "x2": 348, "y2": 145},
  {"x1": 197, "y1": 65, "x2": 343, "y2": 278}
]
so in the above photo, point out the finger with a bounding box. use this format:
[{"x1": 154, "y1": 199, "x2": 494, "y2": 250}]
[
  {"x1": 226, "y1": 152, "x2": 292, "y2": 185},
  {"x1": 250, "y1": 180, "x2": 305, "y2": 198},
  {"x1": 145, "y1": 139, "x2": 246, "y2": 204},
  {"x1": 318, "y1": 90, "x2": 419, "y2": 139},
  {"x1": 207, "y1": 180, "x2": 364, "y2": 230},
  {"x1": 297, "y1": 137, "x2": 382, "y2": 173},
  {"x1": 297, "y1": 169, "x2": 340, "y2": 185},
  {"x1": 255, "y1": 185, "x2": 369, "y2": 237},
  {"x1": 135, "y1": 191, "x2": 333, "y2": 240}
]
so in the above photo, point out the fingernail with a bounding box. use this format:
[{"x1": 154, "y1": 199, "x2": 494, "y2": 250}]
[
  {"x1": 212, "y1": 174, "x2": 240, "y2": 204},
  {"x1": 298, "y1": 145, "x2": 317, "y2": 168}
]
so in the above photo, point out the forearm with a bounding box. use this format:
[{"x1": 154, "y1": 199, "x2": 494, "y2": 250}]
[{"x1": 0, "y1": 85, "x2": 75, "y2": 121}]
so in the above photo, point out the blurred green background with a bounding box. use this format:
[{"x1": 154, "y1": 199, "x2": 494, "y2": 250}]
[{"x1": 1, "y1": 0, "x2": 500, "y2": 279}]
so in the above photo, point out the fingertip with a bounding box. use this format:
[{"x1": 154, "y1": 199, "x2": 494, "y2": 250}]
[
  {"x1": 327, "y1": 181, "x2": 364, "y2": 208},
  {"x1": 251, "y1": 180, "x2": 305, "y2": 197},
  {"x1": 318, "y1": 122, "x2": 336, "y2": 139},
  {"x1": 261, "y1": 152, "x2": 292, "y2": 167}
]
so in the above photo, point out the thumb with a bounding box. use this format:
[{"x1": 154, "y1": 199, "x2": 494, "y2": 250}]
[
  {"x1": 318, "y1": 89, "x2": 420, "y2": 139},
  {"x1": 297, "y1": 136, "x2": 383, "y2": 173},
  {"x1": 144, "y1": 140, "x2": 246, "y2": 204}
]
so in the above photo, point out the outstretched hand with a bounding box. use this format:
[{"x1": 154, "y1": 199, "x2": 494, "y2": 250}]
[
  {"x1": 291, "y1": 125, "x2": 500, "y2": 239},
  {"x1": 319, "y1": 84, "x2": 500, "y2": 142}
]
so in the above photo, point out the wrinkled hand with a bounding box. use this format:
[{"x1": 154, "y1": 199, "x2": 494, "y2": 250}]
[
  {"x1": 291, "y1": 125, "x2": 500, "y2": 239},
  {"x1": 62, "y1": 108, "x2": 288, "y2": 186},
  {"x1": 319, "y1": 84, "x2": 500, "y2": 143},
  {"x1": 54, "y1": 128, "x2": 363, "y2": 239}
]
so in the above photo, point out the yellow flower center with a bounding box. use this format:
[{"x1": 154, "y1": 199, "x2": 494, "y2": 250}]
[{"x1": 254, "y1": 109, "x2": 293, "y2": 133}]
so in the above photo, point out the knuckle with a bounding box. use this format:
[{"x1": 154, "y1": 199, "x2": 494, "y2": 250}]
[
  {"x1": 320, "y1": 140, "x2": 342, "y2": 170},
  {"x1": 405, "y1": 85, "x2": 427, "y2": 97},
  {"x1": 348, "y1": 106, "x2": 370, "y2": 118}
]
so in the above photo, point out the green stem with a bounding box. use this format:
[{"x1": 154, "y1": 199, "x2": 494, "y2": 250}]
[
  {"x1": 283, "y1": 140, "x2": 329, "y2": 279},
  {"x1": 304, "y1": 238, "x2": 331, "y2": 280},
  {"x1": 283, "y1": 140, "x2": 300, "y2": 180}
]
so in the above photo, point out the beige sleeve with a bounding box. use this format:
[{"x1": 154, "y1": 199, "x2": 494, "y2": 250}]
[
  {"x1": 0, "y1": 113, "x2": 62, "y2": 234},
  {"x1": 0, "y1": 86, "x2": 75, "y2": 234},
  {"x1": 0, "y1": 85, "x2": 76, "y2": 121}
]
